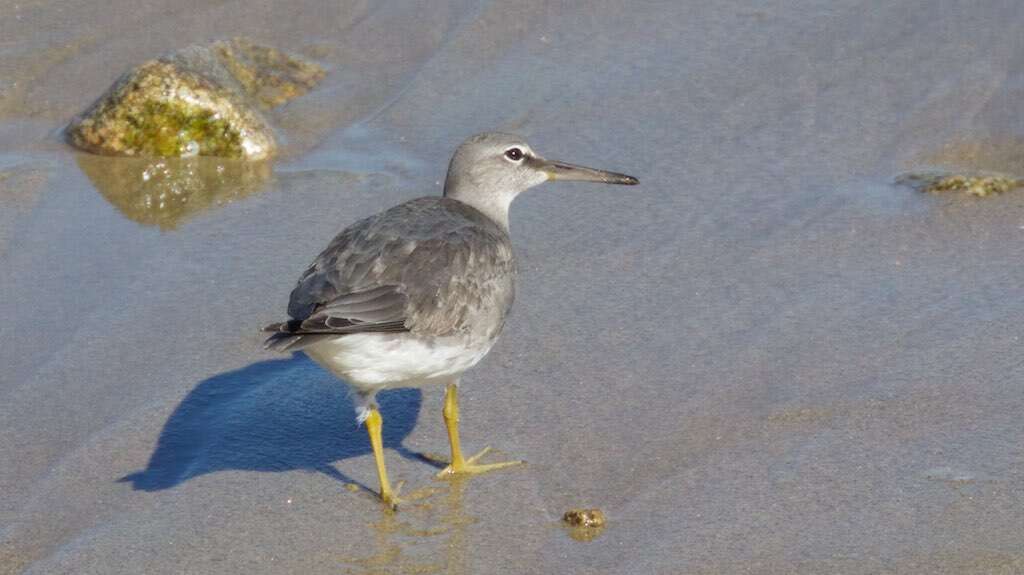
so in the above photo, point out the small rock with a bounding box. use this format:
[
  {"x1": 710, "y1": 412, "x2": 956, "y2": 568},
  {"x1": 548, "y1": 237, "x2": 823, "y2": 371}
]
[
  {"x1": 563, "y1": 508, "x2": 606, "y2": 528},
  {"x1": 896, "y1": 171, "x2": 1024, "y2": 197},
  {"x1": 66, "y1": 38, "x2": 324, "y2": 160}
]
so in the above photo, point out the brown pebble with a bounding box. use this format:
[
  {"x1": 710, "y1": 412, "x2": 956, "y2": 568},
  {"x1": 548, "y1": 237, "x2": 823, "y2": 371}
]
[
  {"x1": 562, "y1": 508, "x2": 607, "y2": 542},
  {"x1": 563, "y1": 508, "x2": 606, "y2": 528}
]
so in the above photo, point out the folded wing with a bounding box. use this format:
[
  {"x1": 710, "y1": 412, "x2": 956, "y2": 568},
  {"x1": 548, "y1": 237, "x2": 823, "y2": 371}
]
[{"x1": 262, "y1": 197, "x2": 515, "y2": 352}]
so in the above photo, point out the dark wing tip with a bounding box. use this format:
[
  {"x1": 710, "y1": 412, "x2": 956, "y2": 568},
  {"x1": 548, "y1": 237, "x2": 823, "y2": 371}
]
[
  {"x1": 262, "y1": 321, "x2": 303, "y2": 351},
  {"x1": 264, "y1": 333, "x2": 300, "y2": 351}
]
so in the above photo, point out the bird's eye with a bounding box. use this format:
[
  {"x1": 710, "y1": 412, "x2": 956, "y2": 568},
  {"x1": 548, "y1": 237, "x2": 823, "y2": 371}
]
[{"x1": 504, "y1": 148, "x2": 524, "y2": 162}]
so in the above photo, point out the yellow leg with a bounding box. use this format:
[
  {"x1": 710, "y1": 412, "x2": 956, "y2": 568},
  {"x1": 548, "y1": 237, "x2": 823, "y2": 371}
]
[
  {"x1": 365, "y1": 407, "x2": 401, "y2": 508},
  {"x1": 437, "y1": 383, "x2": 524, "y2": 478}
]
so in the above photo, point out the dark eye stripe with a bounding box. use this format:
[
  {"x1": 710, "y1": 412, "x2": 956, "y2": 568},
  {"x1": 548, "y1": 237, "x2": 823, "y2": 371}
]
[{"x1": 504, "y1": 148, "x2": 524, "y2": 161}]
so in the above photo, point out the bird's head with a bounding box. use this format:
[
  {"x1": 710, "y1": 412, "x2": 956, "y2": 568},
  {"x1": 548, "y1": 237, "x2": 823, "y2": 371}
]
[{"x1": 443, "y1": 132, "x2": 638, "y2": 229}]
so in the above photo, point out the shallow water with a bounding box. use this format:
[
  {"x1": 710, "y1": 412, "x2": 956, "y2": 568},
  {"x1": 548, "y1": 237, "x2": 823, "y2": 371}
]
[{"x1": 2, "y1": 1, "x2": 1024, "y2": 573}]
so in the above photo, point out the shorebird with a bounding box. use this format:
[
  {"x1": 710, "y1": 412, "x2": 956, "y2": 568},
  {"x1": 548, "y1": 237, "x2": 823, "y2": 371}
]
[{"x1": 264, "y1": 132, "x2": 637, "y2": 507}]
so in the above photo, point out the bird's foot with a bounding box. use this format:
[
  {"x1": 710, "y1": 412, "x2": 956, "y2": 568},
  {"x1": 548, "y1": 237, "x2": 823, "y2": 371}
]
[
  {"x1": 377, "y1": 480, "x2": 404, "y2": 510},
  {"x1": 376, "y1": 481, "x2": 438, "y2": 510},
  {"x1": 435, "y1": 447, "x2": 525, "y2": 479}
]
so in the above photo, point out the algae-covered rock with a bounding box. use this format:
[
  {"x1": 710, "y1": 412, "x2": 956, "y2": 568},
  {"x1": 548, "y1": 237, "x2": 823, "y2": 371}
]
[
  {"x1": 67, "y1": 59, "x2": 273, "y2": 159},
  {"x1": 896, "y1": 171, "x2": 1024, "y2": 197},
  {"x1": 66, "y1": 38, "x2": 324, "y2": 160},
  {"x1": 76, "y1": 154, "x2": 272, "y2": 230}
]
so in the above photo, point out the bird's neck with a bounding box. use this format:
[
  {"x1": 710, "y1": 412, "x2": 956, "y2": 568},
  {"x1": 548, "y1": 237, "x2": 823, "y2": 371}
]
[{"x1": 444, "y1": 184, "x2": 515, "y2": 232}]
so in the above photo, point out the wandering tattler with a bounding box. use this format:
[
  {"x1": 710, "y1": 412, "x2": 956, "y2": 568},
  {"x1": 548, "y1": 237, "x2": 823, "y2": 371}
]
[{"x1": 264, "y1": 132, "x2": 637, "y2": 507}]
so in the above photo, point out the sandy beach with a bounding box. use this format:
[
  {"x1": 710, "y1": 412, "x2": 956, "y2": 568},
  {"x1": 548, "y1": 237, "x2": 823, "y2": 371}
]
[{"x1": 2, "y1": 1, "x2": 1023, "y2": 573}]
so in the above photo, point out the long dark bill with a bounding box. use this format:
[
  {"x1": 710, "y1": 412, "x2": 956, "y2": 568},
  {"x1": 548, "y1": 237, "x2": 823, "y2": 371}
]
[{"x1": 529, "y1": 157, "x2": 639, "y2": 185}]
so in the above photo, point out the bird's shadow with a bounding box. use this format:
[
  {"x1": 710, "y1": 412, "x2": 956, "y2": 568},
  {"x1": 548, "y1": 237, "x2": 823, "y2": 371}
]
[{"x1": 121, "y1": 353, "x2": 429, "y2": 492}]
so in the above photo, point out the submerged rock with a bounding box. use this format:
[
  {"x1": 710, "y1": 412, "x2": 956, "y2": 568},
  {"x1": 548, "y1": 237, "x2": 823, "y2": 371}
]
[
  {"x1": 897, "y1": 171, "x2": 1024, "y2": 197},
  {"x1": 66, "y1": 38, "x2": 324, "y2": 160},
  {"x1": 212, "y1": 38, "x2": 326, "y2": 109}
]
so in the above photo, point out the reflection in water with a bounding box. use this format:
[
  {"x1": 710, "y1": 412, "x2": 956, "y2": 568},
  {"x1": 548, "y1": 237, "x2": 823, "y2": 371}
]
[
  {"x1": 340, "y1": 478, "x2": 475, "y2": 575},
  {"x1": 75, "y1": 153, "x2": 272, "y2": 230}
]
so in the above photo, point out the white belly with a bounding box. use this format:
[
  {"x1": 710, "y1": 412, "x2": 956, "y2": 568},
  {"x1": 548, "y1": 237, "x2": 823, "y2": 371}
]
[{"x1": 304, "y1": 332, "x2": 496, "y2": 393}]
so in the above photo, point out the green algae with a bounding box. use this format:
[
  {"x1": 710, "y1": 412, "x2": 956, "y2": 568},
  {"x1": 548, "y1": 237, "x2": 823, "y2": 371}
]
[{"x1": 119, "y1": 100, "x2": 244, "y2": 158}]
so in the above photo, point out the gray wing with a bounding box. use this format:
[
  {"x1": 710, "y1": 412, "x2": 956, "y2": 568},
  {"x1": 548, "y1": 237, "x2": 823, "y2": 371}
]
[{"x1": 264, "y1": 197, "x2": 515, "y2": 351}]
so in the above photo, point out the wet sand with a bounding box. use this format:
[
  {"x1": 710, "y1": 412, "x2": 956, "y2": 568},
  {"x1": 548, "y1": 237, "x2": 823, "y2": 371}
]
[{"x1": 2, "y1": 1, "x2": 1024, "y2": 573}]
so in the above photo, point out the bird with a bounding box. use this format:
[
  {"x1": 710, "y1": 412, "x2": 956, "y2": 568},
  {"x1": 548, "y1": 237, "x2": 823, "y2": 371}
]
[{"x1": 264, "y1": 132, "x2": 637, "y2": 507}]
